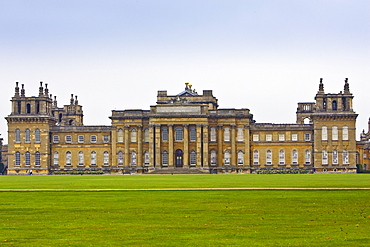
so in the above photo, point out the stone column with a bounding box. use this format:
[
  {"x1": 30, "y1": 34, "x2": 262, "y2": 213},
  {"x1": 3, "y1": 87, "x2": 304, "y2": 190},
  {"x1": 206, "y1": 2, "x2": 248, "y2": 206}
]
[
  {"x1": 231, "y1": 124, "x2": 236, "y2": 166},
  {"x1": 203, "y1": 124, "x2": 209, "y2": 167},
  {"x1": 124, "y1": 125, "x2": 130, "y2": 166},
  {"x1": 111, "y1": 126, "x2": 117, "y2": 166},
  {"x1": 183, "y1": 124, "x2": 189, "y2": 167},
  {"x1": 149, "y1": 124, "x2": 154, "y2": 167},
  {"x1": 168, "y1": 124, "x2": 174, "y2": 167},
  {"x1": 196, "y1": 124, "x2": 202, "y2": 166},
  {"x1": 244, "y1": 124, "x2": 250, "y2": 167},
  {"x1": 137, "y1": 125, "x2": 143, "y2": 167},
  {"x1": 217, "y1": 125, "x2": 223, "y2": 166},
  {"x1": 155, "y1": 124, "x2": 161, "y2": 167}
]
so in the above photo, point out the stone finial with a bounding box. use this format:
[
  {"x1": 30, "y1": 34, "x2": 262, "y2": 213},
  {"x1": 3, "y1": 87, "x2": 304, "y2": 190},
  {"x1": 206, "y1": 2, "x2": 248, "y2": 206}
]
[
  {"x1": 318, "y1": 78, "x2": 324, "y2": 93},
  {"x1": 44, "y1": 83, "x2": 49, "y2": 96},
  {"x1": 21, "y1": 84, "x2": 25, "y2": 97},
  {"x1": 39, "y1": 81, "x2": 44, "y2": 96},
  {"x1": 344, "y1": 78, "x2": 350, "y2": 93},
  {"x1": 53, "y1": 96, "x2": 58, "y2": 107},
  {"x1": 70, "y1": 94, "x2": 74, "y2": 105},
  {"x1": 14, "y1": 82, "x2": 20, "y2": 97},
  {"x1": 75, "y1": 95, "x2": 78, "y2": 105},
  {"x1": 185, "y1": 82, "x2": 189, "y2": 91}
]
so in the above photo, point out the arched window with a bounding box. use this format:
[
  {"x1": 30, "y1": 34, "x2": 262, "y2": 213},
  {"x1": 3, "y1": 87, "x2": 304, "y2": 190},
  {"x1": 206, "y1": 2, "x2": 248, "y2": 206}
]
[
  {"x1": 333, "y1": 150, "x2": 338, "y2": 164},
  {"x1": 25, "y1": 129, "x2": 30, "y2": 143},
  {"x1": 190, "y1": 150, "x2": 196, "y2": 165},
  {"x1": 162, "y1": 151, "x2": 168, "y2": 165},
  {"x1": 279, "y1": 150, "x2": 285, "y2": 164},
  {"x1": 54, "y1": 152, "x2": 59, "y2": 166},
  {"x1": 266, "y1": 150, "x2": 272, "y2": 165},
  {"x1": 224, "y1": 151, "x2": 230, "y2": 165},
  {"x1": 91, "y1": 151, "x2": 97, "y2": 165},
  {"x1": 104, "y1": 151, "x2": 109, "y2": 165},
  {"x1": 78, "y1": 152, "x2": 84, "y2": 166},
  {"x1": 15, "y1": 152, "x2": 21, "y2": 166},
  {"x1": 237, "y1": 128, "x2": 244, "y2": 141},
  {"x1": 292, "y1": 150, "x2": 298, "y2": 164},
  {"x1": 332, "y1": 100, "x2": 337, "y2": 111},
  {"x1": 305, "y1": 150, "x2": 311, "y2": 164},
  {"x1": 117, "y1": 151, "x2": 123, "y2": 165},
  {"x1": 253, "y1": 150, "x2": 259, "y2": 165},
  {"x1": 117, "y1": 128, "x2": 124, "y2": 143},
  {"x1": 224, "y1": 128, "x2": 230, "y2": 142},
  {"x1": 35, "y1": 129, "x2": 40, "y2": 142},
  {"x1": 26, "y1": 103, "x2": 31, "y2": 114},
  {"x1": 210, "y1": 150, "x2": 217, "y2": 165},
  {"x1": 35, "y1": 152, "x2": 40, "y2": 166},
  {"x1": 238, "y1": 151, "x2": 244, "y2": 165},
  {"x1": 322, "y1": 150, "x2": 328, "y2": 165},
  {"x1": 17, "y1": 101, "x2": 21, "y2": 114},
  {"x1": 190, "y1": 127, "x2": 196, "y2": 141},
  {"x1": 66, "y1": 151, "x2": 71, "y2": 166},
  {"x1": 210, "y1": 127, "x2": 216, "y2": 142},
  {"x1": 175, "y1": 127, "x2": 183, "y2": 141},
  {"x1": 15, "y1": 129, "x2": 20, "y2": 142},
  {"x1": 162, "y1": 127, "x2": 168, "y2": 141},
  {"x1": 343, "y1": 150, "x2": 349, "y2": 164},
  {"x1": 342, "y1": 126, "x2": 349, "y2": 140},
  {"x1": 144, "y1": 151, "x2": 149, "y2": 165},
  {"x1": 332, "y1": 126, "x2": 338, "y2": 140},
  {"x1": 131, "y1": 128, "x2": 137, "y2": 143},
  {"x1": 25, "y1": 152, "x2": 30, "y2": 166},
  {"x1": 322, "y1": 126, "x2": 327, "y2": 141},
  {"x1": 144, "y1": 128, "x2": 149, "y2": 142},
  {"x1": 131, "y1": 151, "x2": 136, "y2": 166}
]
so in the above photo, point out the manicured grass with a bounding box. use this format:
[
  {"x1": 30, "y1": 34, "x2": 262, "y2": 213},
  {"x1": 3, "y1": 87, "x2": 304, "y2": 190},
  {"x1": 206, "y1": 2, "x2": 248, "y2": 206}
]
[{"x1": 0, "y1": 174, "x2": 369, "y2": 246}]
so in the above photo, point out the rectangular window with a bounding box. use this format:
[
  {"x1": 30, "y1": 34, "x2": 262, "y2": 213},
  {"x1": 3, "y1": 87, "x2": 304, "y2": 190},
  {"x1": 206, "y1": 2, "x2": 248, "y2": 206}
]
[
  {"x1": 253, "y1": 134, "x2": 259, "y2": 142},
  {"x1": 210, "y1": 128, "x2": 216, "y2": 142},
  {"x1": 237, "y1": 128, "x2": 244, "y2": 141},
  {"x1": 278, "y1": 134, "x2": 285, "y2": 141},
  {"x1": 103, "y1": 135, "x2": 109, "y2": 143},
  {"x1": 322, "y1": 150, "x2": 328, "y2": 165},
  {"x1": 322, "y1": 126, "x2": 328, "y2": 140},
  {"x1": 78, "y1": 135, "x2": 84, "y2": 143},
  {"x1": 162, "y1": 127, "x2": 168, "y2": 141},
  {"x1": 342, "y1": 126, "x2": 349, "y2": 140},
  {"x1": 266, "y1": 134, "x2": 272, "y2": 142},
  {"x1": 332, "y1": 126, "x2": 338, "y2": 140},
  {"x1": 304, "y1": 133, "x2": 311, "y2": 141},
  {"x1": 291, "y1": 134, "x2": 298, "y2": 141},
  {"x1": 91, "y1": 135, "x2": 97, "y2": 143},
  {"x1": 53, "y1": 135, "x2": 59, "y2": 143},
  {"x1": 190, "y1": 127, "x2": 196, "y2": 142},
  {"x1": 224, "y1": 128, "x2": 230, "y2": 142},
  {"x1": 65, "y1": 135, "x2": 72, "y2": 143}
]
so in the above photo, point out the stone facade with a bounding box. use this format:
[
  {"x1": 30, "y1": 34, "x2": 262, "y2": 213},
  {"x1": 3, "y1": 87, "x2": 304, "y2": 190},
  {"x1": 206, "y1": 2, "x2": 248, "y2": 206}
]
[{"x1": 5, "y1": 80, "x2": 365, "y2": 174}]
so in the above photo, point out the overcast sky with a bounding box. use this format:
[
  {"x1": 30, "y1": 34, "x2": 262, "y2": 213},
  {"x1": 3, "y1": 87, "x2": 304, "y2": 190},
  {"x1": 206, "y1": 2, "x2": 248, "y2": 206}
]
[{"x1": 1, "y1": 0, "x2": 369, "y2": 143}]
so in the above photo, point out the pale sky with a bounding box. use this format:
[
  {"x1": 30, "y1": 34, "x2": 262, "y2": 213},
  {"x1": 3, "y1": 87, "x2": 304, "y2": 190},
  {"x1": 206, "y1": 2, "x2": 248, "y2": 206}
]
[{"x1": 1, "y1": 0, "x2": 369, "y2": 143}]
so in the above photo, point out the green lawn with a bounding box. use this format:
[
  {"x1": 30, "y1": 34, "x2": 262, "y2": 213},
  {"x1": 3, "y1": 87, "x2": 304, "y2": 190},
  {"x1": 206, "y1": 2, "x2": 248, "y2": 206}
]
[{"x1": 0, "y1": 174, "x2": 369, "y2": 246}]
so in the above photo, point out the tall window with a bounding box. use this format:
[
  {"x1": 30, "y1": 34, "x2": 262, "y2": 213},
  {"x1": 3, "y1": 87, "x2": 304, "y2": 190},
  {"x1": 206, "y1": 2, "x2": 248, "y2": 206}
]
[
  {"x1": 118, "y1": 151, "x2": 123, "y2": 165},
  {"x1": 91, "y1": 151, "x2": 97, "y2": 166},
  {"x1": 131, "y1": 129, "x2": 137, "y2": 143},
  {"x1": 35, "y1": 129, "x2": 40, "y2": 142},
  {"x1": 162, "y1": 127, "x2": 168, "y2": 141},
  {"x1": 144, "y1": 151, "x2": 149, "y2": 165},
  {"x1": 144, "y1": 129, "x2": 149, "y2": 142},
  {"x1": 237, "y1": 128, "x2": 244, "y2": 141},
  {"x1": 210, "y1": 127, "x2": 216, "y2": 142},
  {"x1": 15, "y1": 129, "x2": 20, "y2": 142},
  {"x1": 322, "y1": 150, "x2": 328, "y2": 165},
  {"x1": 342, "y1": 126, "x2": 349, "y2": 140},
  {"x1": 343, "y1": 150, "x2": 349, "y2": 164},
  {"x1": 25, "y1": 129, "x2": 30, "y2": 143},
  {"x1": 238, "y1": 151, "x2": 244, "y2": 165},
  {"x1": 253, "y1": 150, "x2": 259, "y2": 165},
  {"x1": 104, "y1": 151, "x2": 109, "y2": 165},
  {"x1": 131, "y1": 151, "x2": 136, "y2": 165},
  {"x1": 224, "y1": 128, "x2": 230, "y2": 142},
  {"x1": 26, "y1": 103, "x2": 31, "y2": 114},
  {"x1": 15, "y1": 152, "x2": 21, "y2": 166},
  {"x1": 305, "y1": 150, "x2": 311, "y2": 164},
  {"x1": 175, "y1": 127, "x2": 183, "y2": 141},
  {"x1": 292, "y1": 150, "x2": 298, "y2": 164},
  {"x1": 332, "y1": 150, "x2": 338, "y2": 164},
  {"x1": 25, "y1": 152, "x2": 31, "y2": 166},
  {"x1": 117, "y1": 128, "x2": 124, "y2": 143},
  {"x1": 35, "y1": 152, "x2": 40, "y2": 166},
  {"x1": 66, "y1": 151, "x2": 71, "y2": 166},
  {"x1": 332, "y1": 100, "x2": 337, "y2": 110},
  {"x1": 190, "y1": 150, "x2": 196, "y2": 165},
  {"x1": 279, "y1": 150, "x2": 285, "y2": 164},
  {"x1": 210, "y1": 150, "x2": 216, "y2": 165},
  {"x1": 162, "y1": 151, "x2": 168, "y2": 165},
  {"x1": 332, "y1": 126, "x2": 338, "y2": 140},
  {"x1": 224, "y1": 151, "x2": 230, "y2": 165},
  {"x1": 54, "y1": 152, "x2": 59, "y2": 166},
  {"x1": 266, "y1": 150, "x2": 272, "y2": 165},
  {"x1": 190, "y1": 127, "x2": 196, "y2": 141},
  {"x1": 322, "y1": 126, "x2": 328, "y2": 140},
  {"x1": 79, "y1": 152, "x2": 84, "y2": 166}
]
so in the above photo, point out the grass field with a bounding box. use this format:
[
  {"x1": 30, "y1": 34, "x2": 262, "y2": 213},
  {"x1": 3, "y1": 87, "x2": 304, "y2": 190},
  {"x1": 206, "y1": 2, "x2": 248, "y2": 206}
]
[{"x1": 1, "y1": 174, "x2": 369, "y2": 246}]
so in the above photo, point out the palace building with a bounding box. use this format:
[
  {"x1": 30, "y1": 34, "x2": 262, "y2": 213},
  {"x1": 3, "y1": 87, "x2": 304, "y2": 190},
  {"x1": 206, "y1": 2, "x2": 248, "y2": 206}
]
[{"x1": 4, "y1": 79, "x2": 369, "y2": 174}]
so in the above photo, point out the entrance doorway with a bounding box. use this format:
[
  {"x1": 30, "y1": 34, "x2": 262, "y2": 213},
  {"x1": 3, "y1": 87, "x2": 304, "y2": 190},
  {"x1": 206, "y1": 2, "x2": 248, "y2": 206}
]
[{"x1": 175, "y1": 149, "x2": 183, "y2": 167}]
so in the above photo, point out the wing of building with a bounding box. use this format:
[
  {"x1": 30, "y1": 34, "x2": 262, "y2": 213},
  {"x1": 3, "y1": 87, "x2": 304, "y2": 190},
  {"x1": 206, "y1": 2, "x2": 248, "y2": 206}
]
[{"x1": 4, "y1": 79, "x2": 369, "y2": 174}]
